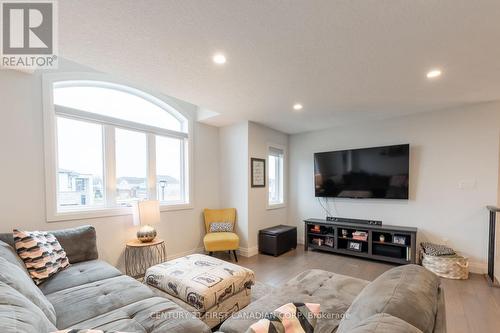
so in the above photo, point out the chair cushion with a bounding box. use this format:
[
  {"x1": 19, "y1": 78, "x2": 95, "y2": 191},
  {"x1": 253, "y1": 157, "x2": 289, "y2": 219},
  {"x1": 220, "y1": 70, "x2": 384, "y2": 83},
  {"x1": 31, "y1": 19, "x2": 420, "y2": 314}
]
[
  {"x1": 0, "y1": 257, "x2": 56, "y2": 325},
  {"x1": 0, "y1": 281, "x2": 57, "y2": 333},
  {"x1": 40, "y1": 260, "x2": 121, "y2": 295},
  {"x1": 337, "y1": 264, "x2": 440, "y2": 333},
  {"x1": 66, "y1": 296, "x2": 211, "y2": 333},
  {"x1": 203, "y1": 232, "x2": 239, "y2": 251},
  {"x1": 46, "y1": 275, "x2": 155, "y2": 329},
  {"x1": 13, "y1": 229, "x2": 70, "y2": 285}
]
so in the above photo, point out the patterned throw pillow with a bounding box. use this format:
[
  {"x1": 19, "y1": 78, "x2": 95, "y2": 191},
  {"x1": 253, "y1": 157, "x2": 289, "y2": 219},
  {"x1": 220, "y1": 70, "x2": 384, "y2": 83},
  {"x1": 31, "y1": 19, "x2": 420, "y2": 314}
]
[
  {"x1": 14, "y1": 230, "x2": 70, "y2": 285},
  {"x1": 209, "y1": 222, "x2": 233, "y2": 233},
  {"x1": 246, "y1": 302, "x2": 320, "y2": 333}
]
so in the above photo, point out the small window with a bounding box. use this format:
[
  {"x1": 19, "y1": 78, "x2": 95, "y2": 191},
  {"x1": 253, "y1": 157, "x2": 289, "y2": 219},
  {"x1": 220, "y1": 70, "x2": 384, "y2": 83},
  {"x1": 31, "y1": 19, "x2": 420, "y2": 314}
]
[{"x1": 268, "y1": 146, "x2": 285, "y2": 206}]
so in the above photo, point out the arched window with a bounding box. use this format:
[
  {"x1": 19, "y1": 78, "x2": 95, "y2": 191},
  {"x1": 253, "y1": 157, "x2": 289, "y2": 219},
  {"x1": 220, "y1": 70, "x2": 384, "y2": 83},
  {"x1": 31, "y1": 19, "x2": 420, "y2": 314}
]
[{"x1": 43, "y1": 76, "x2": 192, "y2": 221}]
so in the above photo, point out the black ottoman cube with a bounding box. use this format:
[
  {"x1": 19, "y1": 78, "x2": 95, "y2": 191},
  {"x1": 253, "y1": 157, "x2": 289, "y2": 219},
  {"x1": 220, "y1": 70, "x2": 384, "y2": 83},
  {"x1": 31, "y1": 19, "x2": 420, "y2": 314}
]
[{"x1": 259, "y1": 225, "x2": 297, "y2": 256}]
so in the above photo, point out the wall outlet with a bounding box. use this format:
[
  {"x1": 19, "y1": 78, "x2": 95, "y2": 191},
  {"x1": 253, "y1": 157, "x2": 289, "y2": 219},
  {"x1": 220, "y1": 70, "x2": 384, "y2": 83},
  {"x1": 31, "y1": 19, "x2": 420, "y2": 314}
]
[{"x1": 458, "y1": 180, "x2": 476, "y2": 190}]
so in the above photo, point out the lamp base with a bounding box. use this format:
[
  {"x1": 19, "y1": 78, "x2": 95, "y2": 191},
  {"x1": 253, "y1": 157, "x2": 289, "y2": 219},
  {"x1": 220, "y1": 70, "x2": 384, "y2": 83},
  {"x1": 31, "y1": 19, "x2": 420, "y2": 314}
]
[{"x1": 137, "y1": 225, "x2": 157, "y2": 243}]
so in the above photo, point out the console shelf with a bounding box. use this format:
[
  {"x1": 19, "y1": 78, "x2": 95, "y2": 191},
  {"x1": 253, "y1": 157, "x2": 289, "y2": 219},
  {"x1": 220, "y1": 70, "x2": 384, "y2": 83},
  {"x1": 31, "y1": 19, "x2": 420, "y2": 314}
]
[{"x1": 304, "y1": 218, "x2": 417, "y2": 265}]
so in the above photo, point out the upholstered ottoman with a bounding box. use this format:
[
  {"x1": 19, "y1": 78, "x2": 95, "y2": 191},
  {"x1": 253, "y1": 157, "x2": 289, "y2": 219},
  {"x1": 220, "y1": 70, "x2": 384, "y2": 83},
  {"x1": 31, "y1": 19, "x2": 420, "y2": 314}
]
[{"x1": 145, "y1": 254, "x2": 255, "y2": 328}]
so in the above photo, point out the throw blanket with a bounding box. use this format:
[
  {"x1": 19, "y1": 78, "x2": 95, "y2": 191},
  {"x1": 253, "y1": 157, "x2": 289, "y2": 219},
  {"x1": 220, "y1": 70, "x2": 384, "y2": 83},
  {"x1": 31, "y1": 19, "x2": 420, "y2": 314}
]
[
  {"x1": 421, "y1": 242, "x2": 456, "y2": 256},
  {"x1": 145, "y1": 254, "x2": 255, "y2": 312}
]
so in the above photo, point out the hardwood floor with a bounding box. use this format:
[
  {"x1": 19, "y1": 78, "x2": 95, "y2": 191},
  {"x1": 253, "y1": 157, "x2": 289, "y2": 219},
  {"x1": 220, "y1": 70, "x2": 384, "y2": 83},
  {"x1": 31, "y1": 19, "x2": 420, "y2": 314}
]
[{"x1": 215, "y1": 247, "x2": 500, "y2": 333}]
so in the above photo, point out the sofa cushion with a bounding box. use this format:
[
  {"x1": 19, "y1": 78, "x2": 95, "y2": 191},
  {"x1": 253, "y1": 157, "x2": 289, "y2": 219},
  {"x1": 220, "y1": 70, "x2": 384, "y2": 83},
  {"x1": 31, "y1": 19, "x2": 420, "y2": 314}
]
[
  {"x1": 0, "y1": 281, "x2": 57, "y2": 333},
  {"x1": 40, "y1": 260, "x2": 121, "y2": 295},
  {"x1": 0, "y1": 225, "x2": 98, "y2": 264},
  {"x1": 67, "y1": 296, "x2": 211, "y2": 333},
  {"x1": 49, "y1": 226, "x2": 98, "y2": 264},
  {"x1": 337, "y1": 264, "x2": 440, "y2": 333},
  {"x1": 0, "y1": 257, "x2": 56, "y2": 325},
  {"x1": 0, "y1": 239, "x2": 29, "y2": 274},
  {"x1": 14, "y1": 229, "x2": 70, "y2": 285},
  {"x1": 220, "y1": 269, "x2": 369, "y2": 333},
  {"x1": 345, "y1": 313, "x2": 423, "y2": 333},
  {"x1": 46, "y1": 275, "x2": 157, "y2": 329}
]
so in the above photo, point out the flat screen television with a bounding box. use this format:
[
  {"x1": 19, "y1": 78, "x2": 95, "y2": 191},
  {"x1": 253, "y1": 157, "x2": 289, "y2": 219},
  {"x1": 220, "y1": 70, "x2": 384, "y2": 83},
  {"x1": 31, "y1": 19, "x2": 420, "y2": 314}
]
[{"x1": 314, "y1": 144, "x2": 409, "y2": 199}]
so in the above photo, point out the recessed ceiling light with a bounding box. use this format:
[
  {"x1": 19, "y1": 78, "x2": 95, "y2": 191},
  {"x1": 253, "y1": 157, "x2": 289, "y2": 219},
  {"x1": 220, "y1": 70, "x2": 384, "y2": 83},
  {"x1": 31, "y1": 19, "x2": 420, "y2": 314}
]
[
  {"x1": 426, "y1": 69, "x2": 442, "y2": 79},
  {"x1": 293, "y1": 103, "x2": 303, "y2": 111},
  {"x1": 212, "y1": 53, "x2": 226, "y2": 65}
]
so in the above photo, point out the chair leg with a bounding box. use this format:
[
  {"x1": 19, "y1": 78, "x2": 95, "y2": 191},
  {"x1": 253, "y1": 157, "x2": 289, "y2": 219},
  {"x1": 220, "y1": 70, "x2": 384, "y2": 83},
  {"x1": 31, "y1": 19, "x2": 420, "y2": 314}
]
[{"x1": 232, "y1": 250, "x2": 238, "y2": 262}]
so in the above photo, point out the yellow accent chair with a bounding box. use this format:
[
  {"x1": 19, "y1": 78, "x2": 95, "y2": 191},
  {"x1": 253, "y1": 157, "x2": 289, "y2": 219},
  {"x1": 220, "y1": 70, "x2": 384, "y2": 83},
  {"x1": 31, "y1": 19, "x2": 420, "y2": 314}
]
[{"x1": 203, "y1": 208, "x2": 239, "y2": 262}]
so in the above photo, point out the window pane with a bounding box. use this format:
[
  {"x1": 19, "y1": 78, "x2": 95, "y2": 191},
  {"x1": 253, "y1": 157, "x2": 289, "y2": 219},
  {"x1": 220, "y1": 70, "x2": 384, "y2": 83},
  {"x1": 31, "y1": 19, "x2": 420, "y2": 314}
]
[
  {"x1": 268, "y1": 155, "x2": 279, "y2": 203},
  {"x1": 54, "y1": 84, "x2": 185, "y2": 132},
  {"x1": 268, "y1": 148, "x2": 284, "y2": 205},
  {"x1": 56, "y1": 117, "x2": 104, "y2": 211},
  {"x1": 156, "y1": 135, "x2": 183, "y2": 203},
  {"x1": 116, "y1": 128, "x2": 148, "y2": 206}
]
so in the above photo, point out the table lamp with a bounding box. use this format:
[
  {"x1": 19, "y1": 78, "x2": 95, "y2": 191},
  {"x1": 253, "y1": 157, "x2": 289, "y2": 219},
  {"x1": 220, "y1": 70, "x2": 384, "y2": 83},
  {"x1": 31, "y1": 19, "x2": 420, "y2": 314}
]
[{"x1": 132, "y1": 200, "x2": 160, "y2": 242}]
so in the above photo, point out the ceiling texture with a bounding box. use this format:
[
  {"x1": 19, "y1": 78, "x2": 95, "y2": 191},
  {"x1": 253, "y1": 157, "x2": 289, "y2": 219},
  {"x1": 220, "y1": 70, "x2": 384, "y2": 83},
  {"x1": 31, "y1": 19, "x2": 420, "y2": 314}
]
[{"x1": 58, "y1": 0, "x2": 500, "y2": 134}]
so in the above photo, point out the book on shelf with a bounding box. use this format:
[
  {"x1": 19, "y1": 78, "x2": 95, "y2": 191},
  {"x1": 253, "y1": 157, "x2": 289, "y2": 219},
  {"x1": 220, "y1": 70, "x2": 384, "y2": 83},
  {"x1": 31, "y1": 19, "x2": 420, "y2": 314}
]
[{"x1": 352, "y1": 231, "x2": 368, "y2": 241}]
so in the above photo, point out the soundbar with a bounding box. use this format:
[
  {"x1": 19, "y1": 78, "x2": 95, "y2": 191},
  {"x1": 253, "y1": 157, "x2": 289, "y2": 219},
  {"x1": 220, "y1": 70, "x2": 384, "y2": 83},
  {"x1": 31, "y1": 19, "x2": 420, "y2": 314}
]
[{"x1": 325, "y1": 216, "x2": 382, "y2": 226}]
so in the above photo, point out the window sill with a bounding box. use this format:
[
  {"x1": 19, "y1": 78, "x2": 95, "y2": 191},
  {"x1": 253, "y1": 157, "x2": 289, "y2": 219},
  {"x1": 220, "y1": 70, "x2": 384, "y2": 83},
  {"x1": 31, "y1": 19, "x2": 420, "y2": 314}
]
[
  {"x1": 47, "y1": 203, "x2": 193, "y2": 222},
  {"x1": 267, "y1": 203, "x2": 286, "y2": 210}
]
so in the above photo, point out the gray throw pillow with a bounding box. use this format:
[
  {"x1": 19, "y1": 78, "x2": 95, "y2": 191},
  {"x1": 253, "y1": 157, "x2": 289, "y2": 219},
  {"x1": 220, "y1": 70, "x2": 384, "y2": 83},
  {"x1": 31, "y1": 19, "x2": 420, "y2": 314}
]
[
  {"x1": 209, "y1": 222, "x2": 233, "y2": 233},
  {"x1": 0, "y1": 257, "x2": 56, "y2": 324}
]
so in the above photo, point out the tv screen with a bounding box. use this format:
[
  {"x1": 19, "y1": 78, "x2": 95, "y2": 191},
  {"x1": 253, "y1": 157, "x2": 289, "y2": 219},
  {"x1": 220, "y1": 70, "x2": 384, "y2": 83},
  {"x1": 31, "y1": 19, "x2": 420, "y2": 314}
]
[{"x1": 314, "y1": 144, "x2": 409, "y2": 199}]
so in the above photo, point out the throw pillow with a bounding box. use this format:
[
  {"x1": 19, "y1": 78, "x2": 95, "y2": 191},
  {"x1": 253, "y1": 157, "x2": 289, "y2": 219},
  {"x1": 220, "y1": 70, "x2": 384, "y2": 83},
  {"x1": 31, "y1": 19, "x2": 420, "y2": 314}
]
[
  {"x1": 14, "y1": 229, "x2": 70, "y2": 285},
  {"x1": 209, "y1": 222, "x2": 233, "y2": 233},
  {"x1": 246, "y1": 302, "x2": 320, "y2": 333}
]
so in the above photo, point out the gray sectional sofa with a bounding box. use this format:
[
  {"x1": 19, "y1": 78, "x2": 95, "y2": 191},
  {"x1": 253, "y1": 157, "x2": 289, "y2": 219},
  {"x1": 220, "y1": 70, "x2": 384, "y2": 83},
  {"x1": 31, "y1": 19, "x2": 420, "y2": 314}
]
[
  {"x1": 0, "y1": 225, "x2": 446, "y2": 333},
  {"x1": 0, "y1": 226, "x2": 211, "y2": 333},
  {"x1": 220, "y1": 266, "x2": 446, "y2": 333}
]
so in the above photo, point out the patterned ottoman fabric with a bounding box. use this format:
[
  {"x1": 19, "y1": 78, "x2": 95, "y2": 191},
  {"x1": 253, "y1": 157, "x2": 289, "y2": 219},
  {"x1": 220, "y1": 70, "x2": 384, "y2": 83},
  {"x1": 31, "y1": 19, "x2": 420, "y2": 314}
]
[{"x1": 145, "y1": 254, "x2": 255, "y2": 312}]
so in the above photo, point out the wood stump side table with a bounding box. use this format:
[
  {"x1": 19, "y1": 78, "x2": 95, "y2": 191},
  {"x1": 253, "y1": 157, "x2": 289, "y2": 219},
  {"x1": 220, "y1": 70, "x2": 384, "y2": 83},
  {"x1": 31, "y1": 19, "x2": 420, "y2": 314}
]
[{"x1": 125, "y1": 238, "x2": 166, "y2": 279}]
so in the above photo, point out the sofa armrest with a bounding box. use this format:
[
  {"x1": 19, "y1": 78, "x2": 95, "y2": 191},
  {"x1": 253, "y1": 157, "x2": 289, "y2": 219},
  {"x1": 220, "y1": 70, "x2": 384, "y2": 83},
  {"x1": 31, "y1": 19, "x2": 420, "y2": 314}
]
[{"x1": 50, "y1": 225, "x2": 98, "y2": 263}]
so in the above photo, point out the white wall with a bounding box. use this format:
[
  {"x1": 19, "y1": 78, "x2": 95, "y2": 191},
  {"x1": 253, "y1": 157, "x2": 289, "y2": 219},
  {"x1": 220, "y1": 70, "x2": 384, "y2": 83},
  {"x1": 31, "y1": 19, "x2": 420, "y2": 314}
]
[
  {"x1": 219, "y1": 122, "x2": 249, "y2": 248},
  {"x1": 0, "y1": 65, "x2": 220, "y2": 271},
  {"x1": 289, "y1": 102, "x2": 500, "y2": 272},
  {"x1": 218, "y1": 121, "x2": 289, "y2": 255},
  {"x1": 247, "y1": 122, "x2": 288, "y2": 252}
]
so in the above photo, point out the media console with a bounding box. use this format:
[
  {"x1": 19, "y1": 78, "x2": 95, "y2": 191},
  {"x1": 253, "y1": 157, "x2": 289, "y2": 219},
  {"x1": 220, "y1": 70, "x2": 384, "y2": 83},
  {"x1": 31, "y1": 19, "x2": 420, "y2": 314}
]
[{"x1": 304, "y1": 218, "x2": 417, "y2": 264}]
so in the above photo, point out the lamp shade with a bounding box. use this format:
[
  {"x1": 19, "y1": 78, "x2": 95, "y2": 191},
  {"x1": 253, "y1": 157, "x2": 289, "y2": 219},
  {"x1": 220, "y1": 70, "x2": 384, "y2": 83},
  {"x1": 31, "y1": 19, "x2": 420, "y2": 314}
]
[{"x1": 132, "y1": 200, "x2": 160, "y2": 226}]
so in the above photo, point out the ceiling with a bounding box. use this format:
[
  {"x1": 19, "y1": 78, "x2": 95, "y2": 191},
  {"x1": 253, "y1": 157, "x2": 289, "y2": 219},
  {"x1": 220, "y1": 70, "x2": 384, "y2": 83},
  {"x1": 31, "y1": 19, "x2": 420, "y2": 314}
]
[{"x1": 58, "y1": 0, "x2": 500, "y2": 134}]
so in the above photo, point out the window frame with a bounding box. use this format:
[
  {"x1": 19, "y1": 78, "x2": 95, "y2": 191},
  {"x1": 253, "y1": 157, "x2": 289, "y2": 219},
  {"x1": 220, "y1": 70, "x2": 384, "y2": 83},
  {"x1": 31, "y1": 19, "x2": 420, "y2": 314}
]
[
  {"x1": 43, "y1": 73, "x2": 194, "y2": 222},
  {"x1": 267, "y1": 144, "x2": 286, "y2": 210}
]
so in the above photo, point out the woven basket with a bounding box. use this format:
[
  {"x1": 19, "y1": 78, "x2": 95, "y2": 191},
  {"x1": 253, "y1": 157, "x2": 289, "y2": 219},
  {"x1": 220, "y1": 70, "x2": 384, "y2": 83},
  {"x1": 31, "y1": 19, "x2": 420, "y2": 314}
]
[{"x1": 421, "y1": 252, "x2": 469, "y2": 279}]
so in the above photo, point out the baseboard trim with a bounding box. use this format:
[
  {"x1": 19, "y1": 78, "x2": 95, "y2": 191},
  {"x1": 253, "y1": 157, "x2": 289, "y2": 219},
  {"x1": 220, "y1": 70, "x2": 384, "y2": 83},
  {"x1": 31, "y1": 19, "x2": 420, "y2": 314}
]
[
  {"x1": 167, "y1": 247, "x2": 205, "y2": 260},
  {"x1": 469, "y1": 261, "x2": 487, "y2": 274},
  {"x1": 238, "y1": 246, "x2": 259, "y2": 257}
]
